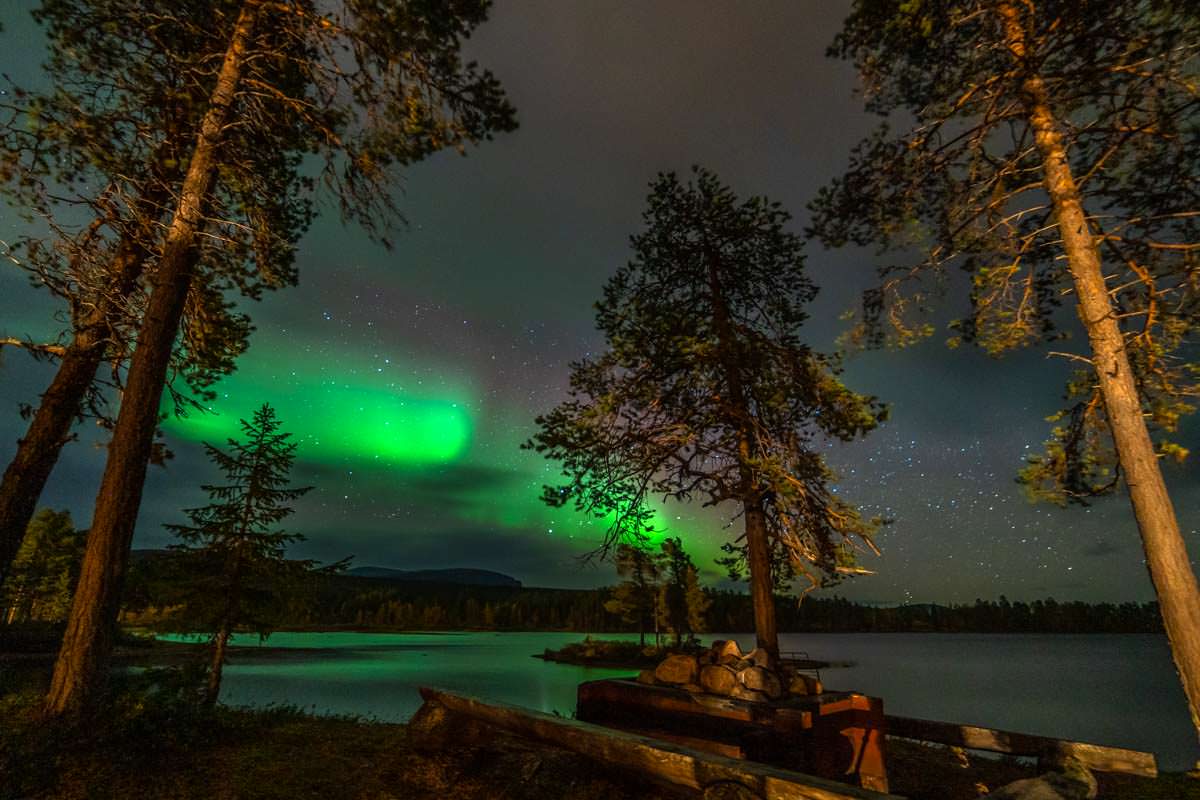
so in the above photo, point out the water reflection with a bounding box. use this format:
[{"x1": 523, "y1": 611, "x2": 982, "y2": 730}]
[{"x1": 163, "y1": 631, "x2": 1197, "y2": 770}]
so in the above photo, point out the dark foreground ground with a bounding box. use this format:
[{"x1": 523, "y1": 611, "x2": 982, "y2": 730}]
[{"x1": 2, "y1": 640, "x2": 1197, "y2": 800}]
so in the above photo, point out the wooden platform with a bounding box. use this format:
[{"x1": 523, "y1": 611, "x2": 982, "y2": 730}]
[
  {"x1": 415, "y1": 687, "x2": 902, "y2": 800},
  {"x1": 576, "y1": 678, "x2": 890, "y2": 794}
]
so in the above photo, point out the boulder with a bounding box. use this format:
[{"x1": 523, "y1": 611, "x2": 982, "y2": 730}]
[
  {"x1": 699, "y1": 664, "x2": 739, "y2": 696},
  {"x1": 654, "y1": 654, "x2": 699, "y2": 685},
  {"x1": 988, "y1": 758, "x2": 1097, "y2": 800},
  {"x1": 681, "y1": 683, "x2": 704, "y2": 694},
  {"x1": 636, "y1": 669, "x2": 658, "y2": 685},
  {"x1": 739, "y1": 666, "x2": 783, "y2": 699}
]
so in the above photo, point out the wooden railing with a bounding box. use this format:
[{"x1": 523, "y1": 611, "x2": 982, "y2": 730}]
[{"x1": 885, "y1": 714, "x2": 1157, "y2": 778}]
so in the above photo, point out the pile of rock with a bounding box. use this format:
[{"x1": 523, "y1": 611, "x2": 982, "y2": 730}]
[{"x1": 636, "y1": 640, "x2": 822, "y2": 704}]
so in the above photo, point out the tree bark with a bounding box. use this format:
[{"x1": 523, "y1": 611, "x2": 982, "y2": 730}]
[
  {"x1": 703, "y1": 242, "x2": 780, "y2": 660},
  {"x1": 744, "y1": 499, "x2": 778, "y2": 659},
  {"x1": 205, "y1": 621, "x2": 231, "y2": 707},
  {"x1": 44, "y1": 2, "x2": 259, "y2": 718},
  {"x1": 0, "y1": 222, "x2": 159, "y2": 589},
  {"x1": 1000, "y1": 3, "x2": 1200, "y2": 742}
]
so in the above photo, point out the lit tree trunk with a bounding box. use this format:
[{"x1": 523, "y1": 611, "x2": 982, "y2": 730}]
[
  {"x1": 0, "y1": 219, "x2": 160, "y2": 589},
  {"x1": 704, "y1": 243, "x2": 780, "y2": 660},
  {"x1": 744, "y1": 498, "x2": 779, "y2": 659},
  {"x1": 44, "y1": 2, "x2": 259, "y2": 718},
  {"x1": 1001, "y1": 3, "x2": 1200, "y2": 741},
  {"x1": 205, "y1": 622, "x2": 230, "y2": 707},
  {"x1": 205, "y1": 558, "x2": 242, "y2": 708}
]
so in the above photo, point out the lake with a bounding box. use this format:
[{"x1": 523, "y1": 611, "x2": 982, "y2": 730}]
[{"x1": 180, "y1": 631, "x2": 1199, "y2": 771}]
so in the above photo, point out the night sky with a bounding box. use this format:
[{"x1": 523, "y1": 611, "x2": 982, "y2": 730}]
[{"x1": 1, "y1": 1, "x2": 1197, "y2": 601}]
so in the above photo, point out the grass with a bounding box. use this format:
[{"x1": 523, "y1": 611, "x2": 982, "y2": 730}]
[{"x1": 0, "y1": 662, "x2": 676, "y2": 800}]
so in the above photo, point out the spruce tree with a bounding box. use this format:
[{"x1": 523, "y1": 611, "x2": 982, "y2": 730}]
[
  {"x1": 165, "y1": 403, "x2": 316, "y2": 707},
  {"x1": 529, "y1": 168, "x2": 885, "y2": 658}
]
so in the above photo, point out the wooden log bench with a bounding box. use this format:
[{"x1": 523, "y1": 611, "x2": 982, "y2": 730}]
[
  {"x1": 414, "y1": 687, "x2": 903, "y2": 800},
  {"x1": 884, "y1": 714, "x2": 1158, "y2": 778}
]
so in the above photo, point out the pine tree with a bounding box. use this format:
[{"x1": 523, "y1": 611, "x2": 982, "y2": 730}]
[
  {"x1": 655, "y1": 538, "x2": 710, "y2": 648},
  {"x1": 529, "y1": 168, "x2": 886, "y2": 658},
  {"x1": 38, "y1": 0, "x2": 516, "y2": 717},
  {"x1": 0, "y1": 509, "x2": 83, "y2": 625},
  {"x1": 809, "y1": 0, "x2": 1200, "y2": 738},
  {"x1": 165, "y1": 403, "x2": 319, "y2": 707},
  {"x1": 603, "y1": 542, "x2": 663, "y2": 647}
]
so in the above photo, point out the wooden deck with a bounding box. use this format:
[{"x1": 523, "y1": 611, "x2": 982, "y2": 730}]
[
  {"x1": 415, "y1": 687, "x2": 903, "y2": 800},
  {"x1": 576, "y1": 678, "x2": 890, "y2": 793}
]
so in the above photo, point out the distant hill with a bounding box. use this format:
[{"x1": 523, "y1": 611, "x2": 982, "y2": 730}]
[
  {"x1": 346, "y1": 566, "x2": 522, "y2": 589},
  {"x1": 131, "y1": 550, "x2": 522, "y2": 589}
]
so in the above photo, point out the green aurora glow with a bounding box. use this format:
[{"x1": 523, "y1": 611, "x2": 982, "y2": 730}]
[
  {"x1": 147, "y1": 340, "x2": 720, "y2": 578},
  {"x1": 164, "y1": 357, "x2": 473, "y2": 467}
]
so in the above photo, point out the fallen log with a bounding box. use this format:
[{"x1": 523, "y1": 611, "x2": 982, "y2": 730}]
[
  {"x1": 417, "y1": 687, "x2": 902, "y2": 800},
  {"x1": 884, "y1": 715, "x2": 1157, "y2": 778}
]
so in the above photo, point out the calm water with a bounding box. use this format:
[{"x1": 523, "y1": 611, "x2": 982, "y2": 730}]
[{"x1": 168, "y1": 631, "x2": 1199, "y2": 771}]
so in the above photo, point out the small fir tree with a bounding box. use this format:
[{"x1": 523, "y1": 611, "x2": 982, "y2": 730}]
[{"x1": 166, "y1": 403, "x2": 317, "y2": 707}]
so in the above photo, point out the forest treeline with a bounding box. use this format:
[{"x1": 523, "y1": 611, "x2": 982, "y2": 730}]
[{"x1": 117, "y1": 554, "x2": 1164, "y2": 635}]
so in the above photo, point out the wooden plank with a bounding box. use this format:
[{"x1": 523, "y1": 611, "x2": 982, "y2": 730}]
[
  {"x1": 579, "y1": 678, "x2": 866, "y2": 733},
  {"x1": 417, "y1": 687, "x2": 904, "y2": 800},
  {"x1": 885, "y1": 714, "x2": 1157, "y2": 778}
]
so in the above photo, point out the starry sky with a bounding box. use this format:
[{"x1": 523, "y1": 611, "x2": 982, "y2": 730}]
[{"x1": 0, "y1": 1, "x2": 1197, "y2": 601}]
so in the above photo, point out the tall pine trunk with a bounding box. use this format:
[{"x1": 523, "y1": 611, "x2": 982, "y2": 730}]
[
  {"x1": 744, "y1": 499, "x2": 778, "y2": 659},
  {"x1": 44, "y1": 2, "x2": 259, "y2": 718},
  {"x1": 704, "y1": 242, "x2": 780, "y2": 660},
  {"x1": 0, "y1": 216, "x2": 161, "y2": 589},
  {"x1": 1001, "y1": 3, "x2": 1200, "y2": 742}
]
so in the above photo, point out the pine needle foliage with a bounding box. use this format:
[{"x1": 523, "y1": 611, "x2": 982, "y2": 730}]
[
  {"x1": 809, "y1": 0, "x2": 1200, "y2": 504},
  {"x1": 529, "y1": 168, "x2": 887, "y2": 596}
]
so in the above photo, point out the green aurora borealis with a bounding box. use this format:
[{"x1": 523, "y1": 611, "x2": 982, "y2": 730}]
[
  {"x1": 2, "y1": 0, "x2": 1197, "y2": 598},
  {"x1": 157, "y1": 336, "x2": 687, "y2": 577},
  {"x1": 164, "y1": 363, "x2": 474, "y2": 467}
]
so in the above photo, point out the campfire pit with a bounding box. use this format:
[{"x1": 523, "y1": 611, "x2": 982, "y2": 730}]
[{"x1": 575, "y1": 639, "x2": 889, "y2": 793}]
